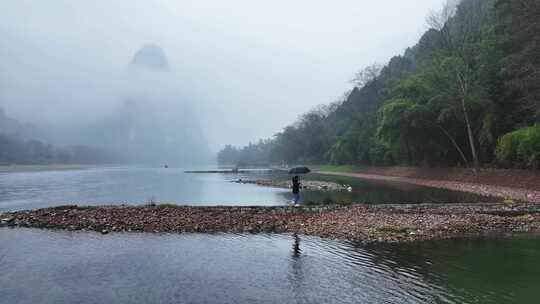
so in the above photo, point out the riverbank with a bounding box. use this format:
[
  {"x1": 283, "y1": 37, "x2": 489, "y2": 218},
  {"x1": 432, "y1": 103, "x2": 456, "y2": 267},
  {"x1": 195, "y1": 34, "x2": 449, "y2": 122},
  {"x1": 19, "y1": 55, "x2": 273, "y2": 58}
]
[
  {"x1": 2, "y1": 203, "x2": 540, "y2": 243},
  {"x1": 314, "y1": 166, "x2": 540, "y2": 203}
]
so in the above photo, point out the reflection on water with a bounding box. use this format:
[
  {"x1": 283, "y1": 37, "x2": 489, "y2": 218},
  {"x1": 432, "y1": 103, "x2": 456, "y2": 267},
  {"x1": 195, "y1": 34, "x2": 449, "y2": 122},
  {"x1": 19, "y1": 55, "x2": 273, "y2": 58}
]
[
  {"x1": 1, "y1": 229, "x2": 539, "y2": 304},
  {"x1": 0, "y1": 167, "x2": 288, "y2": 211},
  {"x1": 298, "y1": 173, "x2": 499, "y2": 204},
  {"x1": 0, "y1": 167, "x2": 499, "y2": 212},
  {"x1": 292, "y1": 233, "x2": 301, "y2": 258}
]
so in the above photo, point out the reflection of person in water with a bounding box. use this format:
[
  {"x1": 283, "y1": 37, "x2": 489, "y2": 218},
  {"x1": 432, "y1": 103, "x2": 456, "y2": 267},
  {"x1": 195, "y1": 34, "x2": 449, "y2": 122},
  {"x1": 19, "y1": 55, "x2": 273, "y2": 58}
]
[
  {"x1": 292, "y1": 233, "x2": 301, "y2": 258},
  {"x1": 288, "y1": 233, "x2": 305, "y2": 301}
]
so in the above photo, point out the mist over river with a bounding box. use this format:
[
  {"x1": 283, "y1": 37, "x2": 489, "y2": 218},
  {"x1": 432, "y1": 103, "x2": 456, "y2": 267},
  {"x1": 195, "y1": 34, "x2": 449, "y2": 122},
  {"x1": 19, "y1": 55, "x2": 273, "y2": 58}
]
[
  {"x1": 0, "y1": 167, "x2": 288, "y2": 212},
  {"x1": 0, "y1": 166, "x2": 495, "y2": 212}
]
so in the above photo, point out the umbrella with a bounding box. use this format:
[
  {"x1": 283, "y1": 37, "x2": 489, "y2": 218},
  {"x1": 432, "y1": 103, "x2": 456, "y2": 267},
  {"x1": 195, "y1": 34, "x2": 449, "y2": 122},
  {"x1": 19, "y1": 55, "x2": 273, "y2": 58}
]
[{"x1": 288, "y1": 166, "x2": 311, "y2": 174}]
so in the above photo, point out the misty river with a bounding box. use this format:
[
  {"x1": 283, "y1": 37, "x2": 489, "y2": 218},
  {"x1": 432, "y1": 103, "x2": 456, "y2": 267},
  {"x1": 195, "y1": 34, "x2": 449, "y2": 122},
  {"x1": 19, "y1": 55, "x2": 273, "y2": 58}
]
[
  {"x1": 1, "y1": 166, "x2": 537, "y2": 304},
  {"x1": 0, "y1": 166, "x2": 495, "y2": 212}
]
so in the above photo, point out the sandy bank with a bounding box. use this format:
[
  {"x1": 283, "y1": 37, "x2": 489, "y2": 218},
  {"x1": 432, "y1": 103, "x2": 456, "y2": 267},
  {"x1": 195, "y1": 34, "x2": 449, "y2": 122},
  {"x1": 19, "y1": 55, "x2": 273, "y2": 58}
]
[{"x1": 2, "y1": 203, "x2": 540, "y2": 243}]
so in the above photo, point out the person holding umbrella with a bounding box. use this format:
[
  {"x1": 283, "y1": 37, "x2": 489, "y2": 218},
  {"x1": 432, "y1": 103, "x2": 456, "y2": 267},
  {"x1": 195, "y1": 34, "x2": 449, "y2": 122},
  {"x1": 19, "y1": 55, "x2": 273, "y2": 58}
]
[
  {"x1": 288, "y1": 167, "x2": 310, "y2": 207},
  {"x1": 292, "y1": 175, "x2": 301, "y2": 206}
]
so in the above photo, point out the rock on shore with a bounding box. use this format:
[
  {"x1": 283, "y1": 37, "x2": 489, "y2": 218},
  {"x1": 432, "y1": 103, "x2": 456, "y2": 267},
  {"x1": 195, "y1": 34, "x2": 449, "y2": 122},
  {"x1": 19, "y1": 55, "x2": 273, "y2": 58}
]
[{"x1": 2, "y1": 203, "x2": 540, "y2": 243}]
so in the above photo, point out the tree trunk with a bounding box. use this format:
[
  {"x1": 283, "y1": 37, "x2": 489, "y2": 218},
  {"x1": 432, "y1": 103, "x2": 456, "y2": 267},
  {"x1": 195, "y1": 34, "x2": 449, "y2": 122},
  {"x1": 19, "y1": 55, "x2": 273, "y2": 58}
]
[
  {"x1": 462, "y1": 97, "x2": 479, "y2": 170},
  {"x1": 436, "y1": 124, "x2": 469, "y2": 167},
  {"x1": 405, "y1": 136, "x2": 412, "y2": 165},
  {"x1": 457, "y1": 72, "x2": 479, "y2": 175}
]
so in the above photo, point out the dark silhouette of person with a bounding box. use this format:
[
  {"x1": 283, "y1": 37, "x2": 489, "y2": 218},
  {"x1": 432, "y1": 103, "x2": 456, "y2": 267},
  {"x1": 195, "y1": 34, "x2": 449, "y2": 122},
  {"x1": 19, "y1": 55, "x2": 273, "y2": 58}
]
[
  {"x1": 292, "y1": 233, "x2": 301, "y2": 257},
  {"x1": 292, "y1": 175, "x2": 300, "y2": 206}
]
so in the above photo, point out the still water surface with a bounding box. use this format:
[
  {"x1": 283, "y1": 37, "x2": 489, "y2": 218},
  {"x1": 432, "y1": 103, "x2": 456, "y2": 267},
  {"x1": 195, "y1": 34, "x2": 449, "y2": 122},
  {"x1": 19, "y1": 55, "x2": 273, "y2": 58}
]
[
  {"x1": 0, "y1": 166, "x2": 495, "y2": 212},
  {"x1": 0, "y1": 167, "x2": 534, "y2": 303},
  {"x1": 1, "y1": 229, "x2": 539, "y2": 304}
]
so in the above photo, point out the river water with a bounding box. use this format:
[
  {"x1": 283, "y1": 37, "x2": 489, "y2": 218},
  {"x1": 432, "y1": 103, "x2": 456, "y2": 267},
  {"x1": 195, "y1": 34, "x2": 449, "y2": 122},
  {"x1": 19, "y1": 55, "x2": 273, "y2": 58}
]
[
  {"x1": 1, "y1": 229, "x2": 539, "y2": 304},
  {"x1": 2, "y1": 166, "x2": 534, "y2": 304},
  {"x1": 0, "y1": 166, "x2": 495, "y2": 212}
]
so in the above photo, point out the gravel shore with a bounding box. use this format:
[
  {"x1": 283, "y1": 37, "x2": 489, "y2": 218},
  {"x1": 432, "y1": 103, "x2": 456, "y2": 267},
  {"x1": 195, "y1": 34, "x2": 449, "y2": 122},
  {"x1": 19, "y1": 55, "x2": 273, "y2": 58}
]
[{"x1": 2, "y1": 203, "x2": 540, "y2": 243}]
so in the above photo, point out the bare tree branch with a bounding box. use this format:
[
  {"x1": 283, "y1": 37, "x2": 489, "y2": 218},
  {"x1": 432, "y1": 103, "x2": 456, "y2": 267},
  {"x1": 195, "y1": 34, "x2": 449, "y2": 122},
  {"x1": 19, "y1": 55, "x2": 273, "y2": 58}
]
[
  {"x1": 350, "y1": 63, "x2": 383, "y2": 89},
  {"x1": 426, "y1": 0, "x2": 459, "y2": 31}
]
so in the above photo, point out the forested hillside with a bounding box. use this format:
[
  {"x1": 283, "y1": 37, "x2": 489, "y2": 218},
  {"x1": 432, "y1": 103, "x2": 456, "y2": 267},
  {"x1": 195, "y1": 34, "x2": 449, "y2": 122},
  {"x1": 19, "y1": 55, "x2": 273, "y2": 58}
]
[
  {"x1": 218, "y1": 0, "x2": 540, "y2": 169},
  {"x1": 0, "y1": 108, "x2": 118, "y2": 165}
]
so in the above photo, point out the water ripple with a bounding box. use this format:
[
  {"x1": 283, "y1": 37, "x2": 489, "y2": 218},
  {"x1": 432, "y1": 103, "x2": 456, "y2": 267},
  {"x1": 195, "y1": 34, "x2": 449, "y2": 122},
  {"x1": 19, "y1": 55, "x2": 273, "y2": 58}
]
[{"x1": 2, "y1": 230, "x2": 540, "y2": 303}]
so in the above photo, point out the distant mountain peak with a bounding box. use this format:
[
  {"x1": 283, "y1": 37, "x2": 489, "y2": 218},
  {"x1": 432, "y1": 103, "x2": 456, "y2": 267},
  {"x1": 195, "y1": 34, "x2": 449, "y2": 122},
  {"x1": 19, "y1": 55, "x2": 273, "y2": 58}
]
[{"x1": 130, "y1": 44, "x2": 169, "y2": 70}]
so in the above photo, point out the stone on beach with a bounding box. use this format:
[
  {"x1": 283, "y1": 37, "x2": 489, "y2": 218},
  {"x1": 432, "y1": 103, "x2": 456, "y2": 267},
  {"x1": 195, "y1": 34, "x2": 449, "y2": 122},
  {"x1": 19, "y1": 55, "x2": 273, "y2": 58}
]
[{"x1": 1, "y1": 216, "x2": 15, "y2": 224}]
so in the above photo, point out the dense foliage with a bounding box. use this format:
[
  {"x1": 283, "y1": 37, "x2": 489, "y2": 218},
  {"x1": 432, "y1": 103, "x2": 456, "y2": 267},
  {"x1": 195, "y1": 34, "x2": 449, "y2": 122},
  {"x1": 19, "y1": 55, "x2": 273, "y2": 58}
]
[
  {"x1": 496, "y1": 125, "x2": 540, "y2": 169},
  {"x1": 217, "y1": 140, "x2": 274, "y2": 167},
  {"x1": 496, "y1": 0, "x2": 540, "y2": 120},
  {"x1": 219, "y1": 0, "x2": 540, "y2": 169}
]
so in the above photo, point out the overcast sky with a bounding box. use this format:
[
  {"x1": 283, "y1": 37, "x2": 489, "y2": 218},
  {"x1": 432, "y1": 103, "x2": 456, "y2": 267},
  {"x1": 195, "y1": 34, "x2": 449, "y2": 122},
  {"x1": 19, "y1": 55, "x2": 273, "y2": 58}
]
[{"x1": 0, "y1": 0, "x2": 446, "y2": 151}]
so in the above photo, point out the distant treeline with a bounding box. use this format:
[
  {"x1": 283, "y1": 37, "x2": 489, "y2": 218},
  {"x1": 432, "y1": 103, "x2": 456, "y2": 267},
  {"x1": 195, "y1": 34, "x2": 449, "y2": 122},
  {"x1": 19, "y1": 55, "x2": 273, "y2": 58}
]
[
  {"x1": 0, "y1": 134, "x2": 118, "y2": 165},
  {"x1": 0, "y1": 109, "x2": 118, "y2": 165},
  {"x1": 218, "y1": 0, "x2": 540, "y2": 169},
  {"x1": 217, "y1": 140, "x2": 273, "y2": 167}
]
